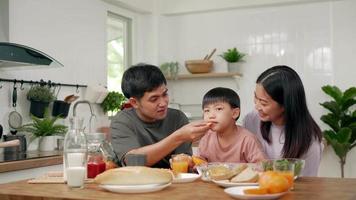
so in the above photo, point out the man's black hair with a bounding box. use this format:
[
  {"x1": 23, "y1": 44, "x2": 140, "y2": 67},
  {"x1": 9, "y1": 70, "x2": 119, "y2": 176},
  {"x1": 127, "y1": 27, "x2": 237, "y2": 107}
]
[{"x1": 121, "y1": 64, "x2": 167, "y2": 99}]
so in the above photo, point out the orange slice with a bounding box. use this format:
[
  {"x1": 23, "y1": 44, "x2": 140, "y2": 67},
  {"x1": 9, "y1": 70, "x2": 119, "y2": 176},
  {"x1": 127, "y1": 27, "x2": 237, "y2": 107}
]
[
  {"x1": 192, "y1": 156, "x2": 207, "y2": 166},
  {"x1": 243, "y1": 188, "x2": 268, "y2": 195}
]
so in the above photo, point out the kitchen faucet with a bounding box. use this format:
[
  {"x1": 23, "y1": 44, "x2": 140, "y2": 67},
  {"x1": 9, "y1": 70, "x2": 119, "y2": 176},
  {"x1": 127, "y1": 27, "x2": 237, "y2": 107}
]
[{"x1": 73, "y1": 100, "x2": 96, "y2": 132}]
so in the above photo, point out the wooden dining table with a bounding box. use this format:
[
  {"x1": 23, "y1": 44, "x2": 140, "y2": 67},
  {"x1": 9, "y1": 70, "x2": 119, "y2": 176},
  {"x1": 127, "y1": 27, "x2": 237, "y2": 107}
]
[{"x1": 0, "y1": 176, "x2": 355, "y2": 200}]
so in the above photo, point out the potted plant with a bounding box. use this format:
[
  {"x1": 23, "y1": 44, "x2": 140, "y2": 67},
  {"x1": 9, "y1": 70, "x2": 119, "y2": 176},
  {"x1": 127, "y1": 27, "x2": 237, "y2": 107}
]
[
  {"x1": 100, "y1": 91, "x2": 126, "y2": 116},
  {"x1": 27, "y1": 85, "x2": 55, "y2": 118},
  {"x1": 219, "y1": 47, "x2": 246, "y2": 72},
  {"x1": 320, "y1": 85, "x2": 356, "y2": 178},
  {"x1": 160, "y1": 62, "x2": 179, "y2": 79},
  {"x1": 19, "y1": 111, "x2": 67, "y2": 151}
]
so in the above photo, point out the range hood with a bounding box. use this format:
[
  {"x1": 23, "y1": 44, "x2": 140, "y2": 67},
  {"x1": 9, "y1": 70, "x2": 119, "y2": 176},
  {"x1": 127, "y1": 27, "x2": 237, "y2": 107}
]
[{"x1": 0, "y1": 42, "x2": 64, "y2": 68}]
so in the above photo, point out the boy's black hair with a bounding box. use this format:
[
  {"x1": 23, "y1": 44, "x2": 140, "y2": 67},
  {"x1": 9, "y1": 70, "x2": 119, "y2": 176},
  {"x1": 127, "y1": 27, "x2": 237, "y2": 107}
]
[
  {"x1": 202, "y1": 87, "x2": 240, "y2": 120},
  {"x1": 121, "y1": 64, "x2": 167, "y2": 99}
]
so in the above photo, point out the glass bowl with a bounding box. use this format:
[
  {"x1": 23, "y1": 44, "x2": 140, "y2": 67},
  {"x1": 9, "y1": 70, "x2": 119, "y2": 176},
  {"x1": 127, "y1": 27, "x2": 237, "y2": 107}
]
[{"x1": 260, "y1": 158, "x2": 305, "y2": 179}]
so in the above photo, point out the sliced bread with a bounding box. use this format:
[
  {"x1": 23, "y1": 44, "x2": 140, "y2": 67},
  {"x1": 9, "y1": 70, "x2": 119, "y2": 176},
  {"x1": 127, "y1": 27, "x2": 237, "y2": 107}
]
[{"x1": 230, "y1": 167, "x2": 259, "y2": 183}]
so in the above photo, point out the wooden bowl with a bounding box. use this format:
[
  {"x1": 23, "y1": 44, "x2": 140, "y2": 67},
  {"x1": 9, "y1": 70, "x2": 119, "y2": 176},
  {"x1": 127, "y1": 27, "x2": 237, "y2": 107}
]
[{"x1": 185, "y1": 60, "x2": 213, "y2": 74}]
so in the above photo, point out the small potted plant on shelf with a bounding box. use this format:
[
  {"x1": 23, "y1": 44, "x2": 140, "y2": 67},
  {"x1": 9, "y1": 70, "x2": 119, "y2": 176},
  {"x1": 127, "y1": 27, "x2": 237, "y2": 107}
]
[
  {"x1": 160, "y1": 62, "x2": 179, "y2": 79},
  {"x1": 100, "y1": 91, "x2": 126, "y2": 116},
  {"x1": 219, "y1": 47, "x2": 246, "y2": 72},
  {"x1": 19, "y1": 110, "x2": 67, "y2": 151},
  {"x1": 27, "y1": 85, "x2": 55, "y2": 118}
]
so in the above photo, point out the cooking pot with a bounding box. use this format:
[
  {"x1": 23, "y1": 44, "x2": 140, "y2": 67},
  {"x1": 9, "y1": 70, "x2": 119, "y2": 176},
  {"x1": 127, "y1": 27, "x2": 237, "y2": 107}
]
[{"x1": 3, "y1": 134, "x2": 27, "y2": 153}]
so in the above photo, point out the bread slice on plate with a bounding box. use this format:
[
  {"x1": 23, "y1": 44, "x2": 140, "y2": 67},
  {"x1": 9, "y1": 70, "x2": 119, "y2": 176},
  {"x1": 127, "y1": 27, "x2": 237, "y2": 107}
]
[{"x1": 230, "y1": 167, "x2": 259, "y2": 183}]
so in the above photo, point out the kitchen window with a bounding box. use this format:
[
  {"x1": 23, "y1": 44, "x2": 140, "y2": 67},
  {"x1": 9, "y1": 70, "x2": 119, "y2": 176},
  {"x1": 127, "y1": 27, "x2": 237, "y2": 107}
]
[{"x1": 106, "y1": 12, "x2": 132, "y2": 92}]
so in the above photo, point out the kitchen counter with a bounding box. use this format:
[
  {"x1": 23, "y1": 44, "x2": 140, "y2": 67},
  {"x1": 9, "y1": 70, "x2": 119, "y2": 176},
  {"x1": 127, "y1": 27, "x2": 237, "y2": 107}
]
[
  {"x1": 0, "y1": 151, "x2": 62, "y2": 173},
  {"x1": 0, "y1": 177, "x2": 356, "y2": 200}
]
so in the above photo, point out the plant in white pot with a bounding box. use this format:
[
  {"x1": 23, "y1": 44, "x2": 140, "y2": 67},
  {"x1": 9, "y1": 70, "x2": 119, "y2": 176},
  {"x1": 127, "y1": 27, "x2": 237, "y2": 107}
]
[
  {"x1": 19, "y1": 111, "x2": 67, "y2": 151},
  {"x1": 219, "y1": 47, "x2": 246, "y2": 72}
]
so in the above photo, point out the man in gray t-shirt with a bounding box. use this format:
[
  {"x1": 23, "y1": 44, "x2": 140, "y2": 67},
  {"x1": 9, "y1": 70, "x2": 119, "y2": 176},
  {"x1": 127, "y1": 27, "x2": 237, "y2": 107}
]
[{"x1": 110, "y1": 64, "x2": 210, "y2": 168}]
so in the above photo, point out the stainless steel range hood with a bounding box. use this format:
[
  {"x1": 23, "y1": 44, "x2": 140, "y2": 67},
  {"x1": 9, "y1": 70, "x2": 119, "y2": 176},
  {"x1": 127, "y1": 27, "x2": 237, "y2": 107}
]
[{"x1": 0, "y1": 42, "x2": 64, "y2": 68}]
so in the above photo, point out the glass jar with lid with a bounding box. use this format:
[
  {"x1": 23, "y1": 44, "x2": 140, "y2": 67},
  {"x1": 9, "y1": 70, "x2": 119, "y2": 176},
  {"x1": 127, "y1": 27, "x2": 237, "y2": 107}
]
[{"x1": 86, "y1": 132, "x2": 106, "y2": 178}]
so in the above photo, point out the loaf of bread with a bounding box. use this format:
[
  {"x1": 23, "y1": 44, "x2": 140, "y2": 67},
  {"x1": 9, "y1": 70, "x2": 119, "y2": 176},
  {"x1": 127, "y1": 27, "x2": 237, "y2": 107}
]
[
  {"x1": 94, "y1": 166, "x2": 173, "y2": 185},
  {"x1": 230, "y1": 167, "x2": 259, "y2": 183}
]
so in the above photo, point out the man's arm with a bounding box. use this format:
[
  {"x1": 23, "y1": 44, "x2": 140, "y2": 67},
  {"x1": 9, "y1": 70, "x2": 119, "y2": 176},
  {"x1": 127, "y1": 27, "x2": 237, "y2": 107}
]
[{"x1": 128, "y1": 121, "x2": 211, "y2": 166}]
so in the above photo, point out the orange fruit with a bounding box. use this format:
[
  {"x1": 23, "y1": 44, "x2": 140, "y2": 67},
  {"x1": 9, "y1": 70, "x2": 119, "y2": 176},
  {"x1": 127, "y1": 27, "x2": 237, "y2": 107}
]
[
  {"x1": 243, "y1": 188, "x2": 268, "y2": 195},
  {"x1": 258, "y1": 171, "x2": 290, "y2": 194},
  {"x1": 278, "y1": 171, "x2": 294, "y2": 188},
  {"x1": 192, "y1": 156, "x2": 207, "y2": 166},
  {"x1": 258, "y1": 171, "x2": 278, "y2": 188},
  {"x1": 267, "y1": 175, "x2": 290, "y2": 194},
  {"x1": 105, "y1": 160, "x2": 117, "y2": 170}
]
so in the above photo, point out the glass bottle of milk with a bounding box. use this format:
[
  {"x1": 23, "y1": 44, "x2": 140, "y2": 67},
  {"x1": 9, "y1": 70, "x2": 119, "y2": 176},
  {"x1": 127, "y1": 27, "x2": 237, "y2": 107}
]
[{"x1": 63, "y1": 117, "x2": 87, "y2": 188}]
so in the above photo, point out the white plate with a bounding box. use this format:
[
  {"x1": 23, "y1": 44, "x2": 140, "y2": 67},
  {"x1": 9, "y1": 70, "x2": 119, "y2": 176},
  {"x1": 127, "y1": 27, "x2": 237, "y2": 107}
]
[
  {"x1": 224, "y1": 186, "x2": 289, "y2": 200},
  {"x1": 99, "y1": 183, "x2": 171, "y2": 193},
  {"x1": 173, "y1": 173, "x2": 201, "y2": 183},
  {"x1": 212, "y1": 180, "x2": 258, "y2": 188}
]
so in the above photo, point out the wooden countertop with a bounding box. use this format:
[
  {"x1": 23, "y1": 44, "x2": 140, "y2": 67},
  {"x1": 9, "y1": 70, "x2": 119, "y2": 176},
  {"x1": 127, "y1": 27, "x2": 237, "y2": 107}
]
[
  {"x1": 0, "y1": 153, "x2": 62, "y2": 173},
  {"x1": 0, "y1": 177, "x2": 356, "y2": 200}
]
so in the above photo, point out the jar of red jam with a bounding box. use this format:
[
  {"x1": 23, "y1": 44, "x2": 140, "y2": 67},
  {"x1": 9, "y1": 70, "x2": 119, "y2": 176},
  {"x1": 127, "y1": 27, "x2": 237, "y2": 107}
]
[{"x1": 86, "y1": 133, "x2": 106, "y2": 178}]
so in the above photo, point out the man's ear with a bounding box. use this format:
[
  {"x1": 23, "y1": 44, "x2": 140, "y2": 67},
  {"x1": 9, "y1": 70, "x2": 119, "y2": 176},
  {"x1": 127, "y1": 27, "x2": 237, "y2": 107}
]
[
  {"x1": 129, "y1": 97, "x2": 139, "y2": 109},
  {"x1": 232, "y1": 107, "x2": 240, "y2": 120}
]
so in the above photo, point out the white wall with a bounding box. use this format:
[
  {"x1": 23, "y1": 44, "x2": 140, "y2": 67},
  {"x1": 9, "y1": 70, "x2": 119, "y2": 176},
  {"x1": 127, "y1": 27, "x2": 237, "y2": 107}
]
[
  {"x1": 0, "y1": 0, "x2": 107, "y2": 139},
  {"x1": 0, "y1": 0, "x2": 148, "y2": 136},
  {"x1": 155, "y1": 0, "x2": 356, "y2": 177}
]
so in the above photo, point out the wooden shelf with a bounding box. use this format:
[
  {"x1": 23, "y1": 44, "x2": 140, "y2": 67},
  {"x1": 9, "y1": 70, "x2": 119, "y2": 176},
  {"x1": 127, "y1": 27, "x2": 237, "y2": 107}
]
[{"x1": 166, "y1": 72, "x2": 242, "y2": 80}]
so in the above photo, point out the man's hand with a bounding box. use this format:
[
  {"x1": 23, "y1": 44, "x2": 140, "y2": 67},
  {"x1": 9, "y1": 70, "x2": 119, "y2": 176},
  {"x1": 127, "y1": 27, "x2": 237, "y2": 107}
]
[{"x1": 175, "y1": 120, "x2": 212, "y2": 142}]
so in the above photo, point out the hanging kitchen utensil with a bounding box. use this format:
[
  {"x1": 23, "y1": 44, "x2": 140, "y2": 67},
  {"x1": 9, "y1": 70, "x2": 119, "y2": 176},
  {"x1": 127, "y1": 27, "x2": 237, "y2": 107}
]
[
  {"x1": 64, "y1": 94, "x2": 79, "y2": 104},
  {"x1": 8, "y1": 83, "x2": 23, "y2": 134},
  {"x1": 0, "y1": 124, "x2": 3, "y2": 140}
]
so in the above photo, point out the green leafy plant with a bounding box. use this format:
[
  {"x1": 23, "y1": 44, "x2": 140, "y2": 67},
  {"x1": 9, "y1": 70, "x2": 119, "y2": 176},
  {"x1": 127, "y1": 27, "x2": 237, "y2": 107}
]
[
  {"x1": 160, "y1": 62, "x2": 179, "y2": 79},
  {"x1": 320, "y1": 85, "x2": 356, "y2": 178},
  {"x1": 101, "y1": 91, "x2": 126, "y2": 114},
  {"x1": 27, "y1": 85, "x2": 55, "y2": 102},
  {"x1": 219, "y1": 47, "x2": 246, "y2": 63},
  {"x1": 19, "y1": 111, "x2": 67, "y2": 140}
]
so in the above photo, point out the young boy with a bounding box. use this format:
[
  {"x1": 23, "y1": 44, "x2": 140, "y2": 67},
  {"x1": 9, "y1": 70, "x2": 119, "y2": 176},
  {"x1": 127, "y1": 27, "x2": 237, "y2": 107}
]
[{"x1": 197, "y1": 87, "x2": 266, "y2": 163}]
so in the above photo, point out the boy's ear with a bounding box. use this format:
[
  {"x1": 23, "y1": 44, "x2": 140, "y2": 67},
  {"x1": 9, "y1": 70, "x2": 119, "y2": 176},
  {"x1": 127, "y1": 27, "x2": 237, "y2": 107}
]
[
  {"x1": 232, "y1": 107, "x2": 240, "y2": 120},
  {"x1": 129, "y1": 97, "x2": 139, "y2": 109}
]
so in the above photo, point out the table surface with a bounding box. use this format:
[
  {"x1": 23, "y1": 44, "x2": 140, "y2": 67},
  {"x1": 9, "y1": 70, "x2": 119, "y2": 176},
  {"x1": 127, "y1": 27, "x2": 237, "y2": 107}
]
[{"x1": 0, "y1": 176, "x2": 356, "y2": 200}]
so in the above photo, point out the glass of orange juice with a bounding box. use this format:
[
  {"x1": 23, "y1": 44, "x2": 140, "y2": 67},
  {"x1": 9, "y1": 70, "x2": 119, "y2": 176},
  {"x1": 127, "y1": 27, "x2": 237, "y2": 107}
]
[
  {"x1": 171, "y1": 154, "x2": 189, "y2": 174},
  {"x1": 273, "y1": 160, "x2": 295, "y2": 190}
]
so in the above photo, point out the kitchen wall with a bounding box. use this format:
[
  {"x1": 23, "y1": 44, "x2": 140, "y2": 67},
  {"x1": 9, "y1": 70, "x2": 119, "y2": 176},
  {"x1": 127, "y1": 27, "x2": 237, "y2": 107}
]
[
  {"x1": 155, "y1": 0, "x2": 356, "y2": 177},
  {"x1": 0, "y1": 0, "x2": 147, "y2": 144}
]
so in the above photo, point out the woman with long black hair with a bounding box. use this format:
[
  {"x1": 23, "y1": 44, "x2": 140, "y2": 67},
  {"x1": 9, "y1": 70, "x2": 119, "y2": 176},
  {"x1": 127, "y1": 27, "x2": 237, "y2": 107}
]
[{"x1": 243, "y1": 65, "x2": 323, "y2": 176}]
